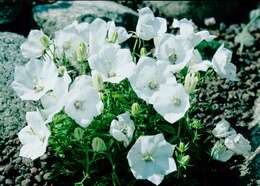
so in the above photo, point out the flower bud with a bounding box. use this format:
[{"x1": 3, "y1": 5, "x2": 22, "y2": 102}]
[
  {"x1": 92, "y1": 73, "x2": 104, "y2": 91},
  {"x1": 140, "y1": 47, "x2": 147, "y2": 57},
  {"x1": 184, "y1": 72, "x2": 198, "y2": 93},
  {"x1": 92, "y1": 137, "x2": 107, "y2": 153},
  {"x1": 58, "y1": 66, "x2": 66, "y2": 77},
  {"x1": 74, "y1": 127, "x2": 84, "y2": 141},
  {"x1": 40, "y1": 34, "x2": 49, "y2": 48},
  {"x1": 131, "y1": 102, "x2": 141, "y2": 116},
  {"x1": 108, "y1": 31, "x2": 118, "y2": 43},
  {"x1": 77, "y1": 42, "x2": 88, "y2": 62},
  {"x1": 177, "y1": 142, "x2": 188, "y2": 153}
]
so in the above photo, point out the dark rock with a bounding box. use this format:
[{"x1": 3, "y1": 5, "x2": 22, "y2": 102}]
[
  {"x1": 33, "y1": 1, "x2": 138, "y2": 36},
  {"x1": 0, "y1": 1, "x2": 22, "y2": 25},
  {"x1": 143, "y1": 1, "x2": 257, "y2": 25}
]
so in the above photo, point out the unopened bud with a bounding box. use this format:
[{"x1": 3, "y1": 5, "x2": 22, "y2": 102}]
[
  {"x1": 92, "y1": 137, "x2": 107, "y2": 153},
  {"x1": 74, "y1": 127, "x2": 84, "y2": 141},
  {"x1": 92, "y1": 73, "x2": 104, "y2": 91},
  {"x1": 77, "y1": 42, "x2": 88, "y2": 62},
  {"x1": 58, "y1": 66, "x2": 66, "y2": 77},
  {"x1": 184, "y1": 72, "x2": 198, "y2": 93},
  {"x1": 131, "y1": 102, "x2": 141, "y2": 116},
  {"x1": 140, "y1": 47, "x2": 147, "y2": 57},
  {"x1": 40, "y1": 34, "x2": 49, "y2": 48},
  {"x1": 108, "y1": 31, "x2": 118, "y2": 43}
]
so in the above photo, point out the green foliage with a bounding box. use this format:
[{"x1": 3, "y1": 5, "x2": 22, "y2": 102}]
[{"x1": 47, "y1": 76, "x2": 212, "y2": 185}]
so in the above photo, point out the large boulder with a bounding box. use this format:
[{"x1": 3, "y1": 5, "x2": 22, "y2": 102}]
[
  {"x1": 33, "y1": 1, "x2": 138, "y2": 36},
  {"x1": 0, "y1": 32, "x2": 38, "y2": 137},
  {"x1": 144, "y1": 1, "x2": 257, "y2": 25}
]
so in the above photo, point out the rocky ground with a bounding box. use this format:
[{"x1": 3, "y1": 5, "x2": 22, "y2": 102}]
[{"x1": 0, "y1": 1, "x2": 259, "y2": 186}]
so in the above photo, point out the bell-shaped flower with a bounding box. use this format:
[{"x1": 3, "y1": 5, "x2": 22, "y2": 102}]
[
  {"x1": 11, "y1": 57, "x2": 59, "y2": 101},
  {"x1": 64, "y1": 75, "x2": 103, "y2": 128},
  {"x1": 21, "y1": 30, "x2": 49, "y2": 59},
  {"x1": 107, "y1": 21, "x2": 132, "y2": 43},
  {"x1": 109, "y1": 112, "x2": 135, "y2": 147},
  {"x1": 89, "y1": 45, "x2": 135, "y2": 83},
  {"x1": 155, "y1": 33, "x2": 193, "y2": 73},
  {"x1": 152, "y1": 83, "x2": 190, "y2": 124},
  {"x1": 127, "y1": 133, "x2": 177, "y2": 185},
  {"x1": 211, "y1": 140, "x2": 234, "y2": 162},
  {"x1": 224, "y1": 133, "x2": 251, "y2": 157},
  {"x1": 212, "y1": 119, "x2": 236, "y2": 138},
  {"x1": 188, "y1": 49, "x2": 211, "y2": 72},
  {"x1": 136, "y1": 7, "x2": 167, "y2": 40},
  {"x1": 40, "y1": 69, "x2": 72, "y2": 123},
  {"x1": 89, "y1": 18, "x2": 108, "y2": 56},
  {"x1": 172, "y1": 18, "x2": 216, "y2": 49},
  {"x1": 18, "y1": 111, "x2": 51, "y2": 160},
  {"x1": 129, "y1": 57, "x2": 177, "y2": 104},
  {"x1": 212, "y1": 44, "x2": 238, "y2": 81}
]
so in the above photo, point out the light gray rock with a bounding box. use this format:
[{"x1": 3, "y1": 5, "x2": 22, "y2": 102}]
[
  {"x1": 0, "y1": 32, "x2": 38, "y2": 137},
  {"x1": 33, "y1": 1, "x2": 138, "y2": 36},
  {"x1": 144, "y1": 1, "x2": 257, "y2": 25}
]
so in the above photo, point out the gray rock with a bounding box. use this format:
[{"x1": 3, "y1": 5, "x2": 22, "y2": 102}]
[
  {"x1": 144, "y1": 1, "x2": 257, "y2": 25},
  {"x1": 0, "y1": 32, "x2": 38, "y2": 137},
  {"x1": 34, "y1": 175, "x2": 42, "y2": 183},
  {"x1": 43, "y1": 172, "x2": 51, "y2": 181},
  {"x1": 33, "y1": 1, "x2": 138, "y2": 36},
  {"x1": 5, "y1": 179, "x2": 13, "y2": 185},
  {"x1": 21, "y1": 179, "x2": 30, "y2": 186}
]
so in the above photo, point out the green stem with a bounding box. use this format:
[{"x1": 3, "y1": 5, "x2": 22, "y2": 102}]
[{"x1": 107, "y1": 154, "x2": 120, "y2": 186}]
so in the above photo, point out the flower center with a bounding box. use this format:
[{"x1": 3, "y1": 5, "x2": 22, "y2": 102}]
[
  {"x1": 171, "y1": 96, "x2": 181, "y2": 106},
  {"x1": 33, "y1": 78, "x2": 44, "y2": 92},
  {"x1": 74, "y1": 100, "x2": 83, "y2": 110},
  {"x1": 148, "y1": 80, "x2": 158, "y2": 90},
  {"x1": 168, "y1": 50, "x2": 178, "y2": 64},
  {"x1": 142, "y1": 153, "x2": 154, "y2": 162},
  {"x1": 108, "y1": 71, "x2": 116, "y2": 78}
]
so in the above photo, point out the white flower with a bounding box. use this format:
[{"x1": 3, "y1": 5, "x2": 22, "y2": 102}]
[
  {"x1": 129, "y1": 57, "x2": 176, "y2": 104},
  {"x1": 107, "y1": 21, "x2": 132, "y2": 43},
  {"x1": 64, "y1": 75, "x2": 103, "y2": 128},
  {"x1": 89, "y1": 45, "x2": 135, "y2": 83},
  {"x1": 89, "y1": 18, "x2": 108, "y2": 56},
  {"x1": 211, "y1": 140, "x2": 234, "y2": 162},
  {"x1": 212, "y1": 44, "x2": 238, "y2": 81},
  {"x1": 18, "y1": 111, "x2": 50, "y2": 160},
  {"x1": 127, "y1": 133, "x2": 177, "y2": 185},
  {"x1": 172, "y1": 18, "x2": 216, "y2": 49},
  {"x1": 11, "y1": 57, "x2": 59, "y2": 101},
  {"x1": 136, "y1": 7, "x2": 167, "y2": 40},
  {"x1": 225, "y1": 133, "x2": 251, "y2": 157},
  {"x1": 153, "y1": 83, "x2": 190, "y2": 124},
  {"x1": 110, "y1": 112, "x2": 135, "y2": 147},
  {"x1": 40, "y1": 70, "x2": 71, "y2": 123},
  {"x1": 188, "y1": 50, "x2": 211, "y2": 72},
  {"x1": 155, "y1": 33, "x2": 193, "y2": 73},
  {"x1": 212, "y1": 119, "x2": 236, "y2": 138},
  {"x1": 21, "y1": 30, "x2": 49, "y2": 59}
]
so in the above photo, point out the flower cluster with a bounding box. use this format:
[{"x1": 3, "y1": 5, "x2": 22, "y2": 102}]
[
  {"x1": 211, "y1": 119, "x2": 251, "y2": 162},
  {"x1": 12, "y1": 7, "x2": 239, "y2": 185}
]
